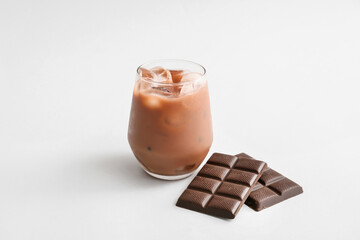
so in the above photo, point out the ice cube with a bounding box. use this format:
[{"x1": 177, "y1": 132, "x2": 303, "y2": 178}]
[
  {"x1": 139, "y1": 67, "x2": 155, "y2": 79},
  {"x1": 179, "y1": 72, "x2": 203, "y2": 95},
  {"x1": 138, "y1": 67, "x2": 171, "y2": 94},
  {"x1": 151, "y1": 86, "x2": 173, "y2": 96},
  {"x1": 179, "y1": 83, "x2": 194, "y2": 95},
  {"x1": 169, "y1": 70, "x2": 186, "y2": 83},
  {"x1": 151, "y1": 66, "x2": 173, "y2": 83},
  {"x1": 138, "y1": 82, "x2": 150, "y2": 93},
  {"x1": 180, "y1": 72, "x2": 202, "y2": 83},
  {"x1": 143, "y1": 94, "x2": 162, "y2": 109}
]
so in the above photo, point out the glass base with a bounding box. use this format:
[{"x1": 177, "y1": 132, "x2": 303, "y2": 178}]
[{"x1": 143, "y1": 169, "x2": 194, "y2": 180}]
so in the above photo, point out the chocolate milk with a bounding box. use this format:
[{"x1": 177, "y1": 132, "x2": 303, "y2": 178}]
[{"x1": 128, "y1": 66, "x2": 213, "y2": 178}]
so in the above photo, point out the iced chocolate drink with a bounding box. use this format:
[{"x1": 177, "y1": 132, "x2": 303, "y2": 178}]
[{"x1": 128, "y1": 60, "x2": 213, "y2": 180}]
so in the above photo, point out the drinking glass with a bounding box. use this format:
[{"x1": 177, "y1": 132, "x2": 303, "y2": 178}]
[{"x1": 128, "y1": 60, "x2": 213, "y2": 180}]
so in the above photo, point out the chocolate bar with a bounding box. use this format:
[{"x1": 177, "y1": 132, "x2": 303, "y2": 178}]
[
  {"x1": 176, "y1": 153, "x2": 267, "y2": 219},
  {"x1": 236, "y1": 153, "x2": 303, "y2": 211}
]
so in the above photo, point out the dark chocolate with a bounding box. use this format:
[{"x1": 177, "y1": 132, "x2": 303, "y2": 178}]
[
  {"x1": 176, "y1": 153, "x2": 267, "y2": 219},
  {"x1": 236, "y1": 153, "x2": 303, "y2": 211}
]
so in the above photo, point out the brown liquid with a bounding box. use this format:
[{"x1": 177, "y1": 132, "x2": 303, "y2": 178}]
[{"x1": 128, "y1": 70, "x2": 213, "y2": 176}]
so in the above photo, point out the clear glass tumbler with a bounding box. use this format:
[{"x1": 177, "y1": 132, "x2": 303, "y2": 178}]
[{"x1": 128, "y1": 60, "x2": 213, "y2": 180}]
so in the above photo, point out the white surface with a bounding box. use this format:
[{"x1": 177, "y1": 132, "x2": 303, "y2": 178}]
[{"x1": 1, "y1": 0, "x2": 360, "y2": 239}]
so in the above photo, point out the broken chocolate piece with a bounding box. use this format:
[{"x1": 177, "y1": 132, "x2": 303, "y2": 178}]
[{"x1": 236, "y1": 153, "x2": 303, "y2": 211}]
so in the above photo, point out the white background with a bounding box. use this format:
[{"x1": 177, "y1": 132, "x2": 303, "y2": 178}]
[{"x1": 1, "y1": 0, "x2": 360, "y2": 239}]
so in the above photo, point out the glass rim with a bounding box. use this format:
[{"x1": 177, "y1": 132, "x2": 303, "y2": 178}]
[{"x1": 136, "y1": 59, "x2": 207, "y2": 86}]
